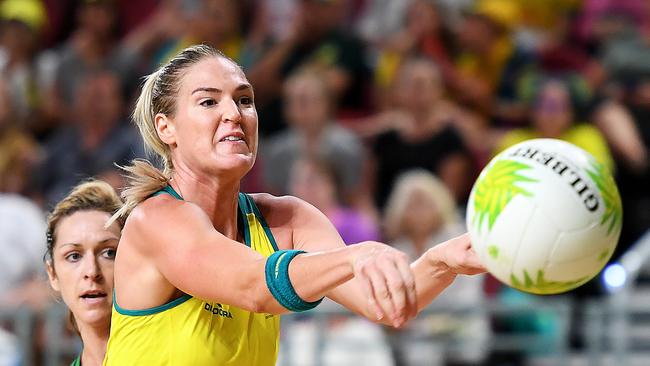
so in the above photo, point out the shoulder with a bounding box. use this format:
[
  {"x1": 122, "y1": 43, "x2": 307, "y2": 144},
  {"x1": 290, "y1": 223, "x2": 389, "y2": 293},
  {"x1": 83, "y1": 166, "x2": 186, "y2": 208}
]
[
  {"x1": 249, "y1": 193, "x2": 325, "y2": 228},
  {"x1": 123, "y1": 194, "x2": 210, "y2": 252},
  {"x1": 570, "y1": 123, "x2": 605, "y2": 139},
  {"x1": 495, "y1": 128, "x2": 535, "y2": 155},
  {"x1": 327, "y1": 124, "x2": 361, "y2": 144},
  {"x1": 249, "y1": 193, "x2": 306, "y2": 218}
]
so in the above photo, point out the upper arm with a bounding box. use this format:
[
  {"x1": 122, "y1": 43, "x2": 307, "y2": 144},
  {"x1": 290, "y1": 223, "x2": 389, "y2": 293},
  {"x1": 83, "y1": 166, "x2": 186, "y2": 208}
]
[
  {"x1": 129, "y1": 198, "x2": 268, "y2": 311},
  {"x1": 256, "y1": 194, "x2": 346, "y2": 251},
  {"x1": 284, "y1": 196, "x2": 347, "y2": 252}
]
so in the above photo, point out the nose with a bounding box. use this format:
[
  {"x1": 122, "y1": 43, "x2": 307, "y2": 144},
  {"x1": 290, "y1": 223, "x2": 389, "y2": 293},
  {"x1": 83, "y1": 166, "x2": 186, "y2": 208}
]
[
  {"x1": 222, "y1": 98, "x2": 242, "y2": 124},
  {"x1": 83, "y1": 256, "x2": 103, "y2": 282}
]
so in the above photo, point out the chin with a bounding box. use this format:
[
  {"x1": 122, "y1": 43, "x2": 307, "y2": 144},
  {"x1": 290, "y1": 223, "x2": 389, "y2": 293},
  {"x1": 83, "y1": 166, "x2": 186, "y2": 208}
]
[
  {"x1": 77, "y1": 309, "x2": 112, "y2": 328},
  {"x1": 214, "y1": 154, "x2": 255, "y2": 174}
]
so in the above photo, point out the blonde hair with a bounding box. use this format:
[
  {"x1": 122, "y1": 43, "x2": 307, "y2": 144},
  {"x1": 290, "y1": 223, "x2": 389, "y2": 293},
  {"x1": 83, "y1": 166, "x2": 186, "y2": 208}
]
[
  {"x1": 110, "y1": 44, "x2": 237, "y2": 224},
  {"x1": 383, "y1": 170, "x2": 459, "y2": 240},
  {"x1": 44, "y1": 179, "x2": 123, "y2": 334}
]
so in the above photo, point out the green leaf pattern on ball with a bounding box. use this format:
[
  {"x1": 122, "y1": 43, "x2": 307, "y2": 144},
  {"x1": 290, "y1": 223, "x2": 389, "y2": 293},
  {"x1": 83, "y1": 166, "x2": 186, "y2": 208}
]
[
  {"x1": 586, "y1": 161, "x2": 622, "y2": 235},
  {"x1": 510, "y1": 270, "x2": 588, "y2": 294},
  {"x1": 598, "y1": 249, "x2": 610, "y2": 262},
  {"x1": 487, "y1": 245, "x2": 499, "y2": 259},
  {"x1": 473, "y1": 160, "x2": 537, "y2": 231}
]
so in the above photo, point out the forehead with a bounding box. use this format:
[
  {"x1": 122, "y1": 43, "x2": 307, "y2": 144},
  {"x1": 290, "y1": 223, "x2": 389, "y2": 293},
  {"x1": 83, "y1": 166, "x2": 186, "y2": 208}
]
[
  {"x1": 286, "y1": 76, "x2": 326, "y2": 96},
  {"x1": 179, "y1": 57, "x2": 248, "y2": 93},
  {"x1": 55, "y1": 210, "x2": 120, "y2": 246},
  {"x1": 540, "y1": 82, "x2": 569, "y2": 99}
]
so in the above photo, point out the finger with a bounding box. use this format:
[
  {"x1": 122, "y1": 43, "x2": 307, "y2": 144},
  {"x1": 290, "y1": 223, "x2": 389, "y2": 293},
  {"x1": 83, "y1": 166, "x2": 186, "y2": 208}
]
[
  {"x1": 460, "y1": 248, "x2": 487, "y2": 275},
  {"x1": 366, "y1": 263, "x2": 397, "y2": 325},
  {"x1": 393, "y1": 255, "x2": 418, "y2": 320},
  {"x1": 354, "y1": 262, "x2": 384, "y2": 320},
  {"x1": 380, "y1": 258, "x2": 409, "y2": 327}
]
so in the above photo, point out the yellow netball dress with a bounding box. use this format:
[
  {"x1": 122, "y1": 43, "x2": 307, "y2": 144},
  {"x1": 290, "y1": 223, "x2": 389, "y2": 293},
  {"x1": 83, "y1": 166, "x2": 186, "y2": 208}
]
[{"x1": 103, "y1": 186, "x2": 280, "y2": 365}]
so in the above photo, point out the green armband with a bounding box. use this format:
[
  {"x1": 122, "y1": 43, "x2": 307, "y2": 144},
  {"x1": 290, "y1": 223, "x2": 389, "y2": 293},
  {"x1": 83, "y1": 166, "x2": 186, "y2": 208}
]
[{"x1": 265, "y1": 250, "x2": 323, "y2": 312}]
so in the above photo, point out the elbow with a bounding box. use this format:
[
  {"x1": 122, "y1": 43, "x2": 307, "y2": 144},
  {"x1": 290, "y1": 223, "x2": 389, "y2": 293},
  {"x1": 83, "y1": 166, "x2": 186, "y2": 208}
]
[{"x1": 241, "y1": 279, "x2": 279, "y2": 314}]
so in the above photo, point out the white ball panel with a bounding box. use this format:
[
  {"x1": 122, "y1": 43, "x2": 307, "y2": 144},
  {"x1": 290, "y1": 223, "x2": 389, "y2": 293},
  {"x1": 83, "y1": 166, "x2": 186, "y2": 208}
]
[
  {"x1": 545, "y1": 250, "x2": 607, "y2": 282},
  {"x1": 480, "y1": 196, "x2": 536, "y2": 282},
  {"x1": 509, "y1": 206, "x2": 558, "y2": 276},
  {"x1": 549, "y1": 223, "x2": 614, "y2": 263}
]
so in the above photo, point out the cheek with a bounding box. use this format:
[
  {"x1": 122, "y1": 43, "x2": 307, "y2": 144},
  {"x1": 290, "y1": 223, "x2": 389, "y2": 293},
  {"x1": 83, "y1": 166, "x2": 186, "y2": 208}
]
[
  {"x1": 54, "y1": 266, "x2": 80, "y2": 304},
  {"x1": 100, "y1": 260, "x2": 116, "y2": 287}
]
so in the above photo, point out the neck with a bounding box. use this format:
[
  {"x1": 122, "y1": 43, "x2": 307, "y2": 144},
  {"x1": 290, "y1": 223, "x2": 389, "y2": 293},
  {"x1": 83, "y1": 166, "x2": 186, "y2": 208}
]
[
  {"x1": 171, "y1": 167, "x2": 241, "y2": 240},
  {"x1": 302, "y1": 121, "x2": 328, "y2": 141},
  {"x1": 77, "y1": 321, "x2": 109, "y2": 366}
]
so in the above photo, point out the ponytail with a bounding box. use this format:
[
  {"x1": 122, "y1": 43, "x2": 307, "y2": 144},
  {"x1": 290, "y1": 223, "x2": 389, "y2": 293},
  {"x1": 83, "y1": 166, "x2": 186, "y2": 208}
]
[{"x1": 108, "y1": 160, "x2": 170, "y2": 226}]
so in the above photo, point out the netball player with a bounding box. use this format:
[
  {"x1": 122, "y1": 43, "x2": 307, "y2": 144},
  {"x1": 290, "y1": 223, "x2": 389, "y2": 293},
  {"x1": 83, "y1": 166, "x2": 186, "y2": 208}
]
[
  {"x1": 103, "y1": 44, "x2": 484, "y2": 365},
  {"x1": 45, "y1": 180, "x2": 123, "y2": 366}
]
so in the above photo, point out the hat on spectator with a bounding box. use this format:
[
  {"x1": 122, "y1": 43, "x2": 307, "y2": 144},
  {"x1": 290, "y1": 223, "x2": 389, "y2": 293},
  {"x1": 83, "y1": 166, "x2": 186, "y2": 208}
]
[
  {"x1": 0, "y1": 0, "x2": 46, "y2": 32},
  {"x1": 471, "y1": 0, "x2": 521, "y2": 32}
]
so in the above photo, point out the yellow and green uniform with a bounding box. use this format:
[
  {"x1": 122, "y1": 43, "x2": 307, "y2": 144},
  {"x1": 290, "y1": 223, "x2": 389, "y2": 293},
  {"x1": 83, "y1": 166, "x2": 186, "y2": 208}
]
[
  {"x1": 70, "y1": 355, "x2": 80, "y2": 366},
  {"x1": 103, "y1": 187, "x2": 281, "y2": 365}
]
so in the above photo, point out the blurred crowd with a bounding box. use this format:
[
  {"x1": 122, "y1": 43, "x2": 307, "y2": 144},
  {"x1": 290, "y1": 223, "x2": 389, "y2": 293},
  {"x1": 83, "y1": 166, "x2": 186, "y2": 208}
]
[{"x1": 1, "y1": 0, "x2": 650, "y2": 364}]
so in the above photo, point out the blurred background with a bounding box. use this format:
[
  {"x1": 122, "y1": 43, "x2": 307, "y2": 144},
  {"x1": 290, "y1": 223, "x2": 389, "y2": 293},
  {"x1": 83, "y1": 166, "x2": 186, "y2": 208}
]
[{"x1": 0, "y1": 0, "x2": 649, "y2": 365}]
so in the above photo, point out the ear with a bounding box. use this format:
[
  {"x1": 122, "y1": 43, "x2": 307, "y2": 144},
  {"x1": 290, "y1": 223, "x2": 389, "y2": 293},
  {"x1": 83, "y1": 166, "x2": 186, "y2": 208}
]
[
  {"x1": 155, "y1": 113, "x2": 177, "y2": 146},
  {"x1": 46, "y1": 262, "x2": 60, "y2": 292}
]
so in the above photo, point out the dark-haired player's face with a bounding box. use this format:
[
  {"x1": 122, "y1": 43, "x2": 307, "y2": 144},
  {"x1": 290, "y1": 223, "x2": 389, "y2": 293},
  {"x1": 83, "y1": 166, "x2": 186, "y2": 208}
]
[
  {"x1": 47, "y1": 210, "x2": 120, "y2": 329},
  {"x1": 167, "y1": 57, "x2": 258, "y2": 177}
]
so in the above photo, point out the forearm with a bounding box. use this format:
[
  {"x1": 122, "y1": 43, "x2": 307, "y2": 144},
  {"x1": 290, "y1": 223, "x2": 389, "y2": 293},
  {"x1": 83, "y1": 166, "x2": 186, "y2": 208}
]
[
  {"x1": 256, "y1": 246, "x2": 356, "y2": 314},
  {"x1": 289, "y1": 247, "x2": 355, "y2": 301},
  {"x1": 411, "y1": 246, "x2": 457, "y2": 312}
]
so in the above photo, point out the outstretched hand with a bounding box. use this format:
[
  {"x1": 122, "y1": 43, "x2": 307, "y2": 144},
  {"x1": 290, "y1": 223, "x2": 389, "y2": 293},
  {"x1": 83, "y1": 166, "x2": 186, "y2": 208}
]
[
  {"x1": 351, "y1": 242, "x2": 418, "y2": 328},
  {"x1": 431, "y1": 233, "x2": 486, "y2": 276}
]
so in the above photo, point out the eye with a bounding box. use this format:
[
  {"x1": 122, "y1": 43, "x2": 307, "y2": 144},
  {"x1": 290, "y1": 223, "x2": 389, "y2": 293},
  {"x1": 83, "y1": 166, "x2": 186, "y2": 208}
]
[
  {"x1": 200, "y1": 98, "x2": 217, "y2": 107},
  {"x1": 238, "y1": 96, "x2": 254, "y2": 106},
  {"x1": 65, "y1": 252, "x2": 81, "y2": 262},
  {"x1": 102, "y1": 248, "x2": 117, "y2": 260}
]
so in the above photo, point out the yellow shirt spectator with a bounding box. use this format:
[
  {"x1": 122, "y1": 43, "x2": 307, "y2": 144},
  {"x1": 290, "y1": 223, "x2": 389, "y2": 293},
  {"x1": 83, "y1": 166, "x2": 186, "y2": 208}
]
[{"x1": 496, "y1": 123, "x2": 615, "y2": 172}]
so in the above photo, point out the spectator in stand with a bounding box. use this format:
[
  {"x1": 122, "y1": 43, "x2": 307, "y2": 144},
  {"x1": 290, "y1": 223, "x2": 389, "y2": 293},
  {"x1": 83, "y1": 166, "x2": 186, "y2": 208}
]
[
  {"x1": 247, "y1": 0, "x2": 371, "y2": 135},
  {"x1": 289, "y1": 157, "x2": 380, "y2": 245},
  {"x1": 0, "y1": 79, "x2": 41, "y2": 196},
  {"x1": 383, "y1": 170, "x2": 488, "y2": 366},
  {"x1": 0, "y1": 0, "x2": 47, "y2": 131},
  {"x1": 453, "y1": 0, "x2": 535, "y2": 125},
  {"x1": 36, "y1": 71, "x2": 144, "y2": 207},
  {"x1": 0, "y1": 193, "x2": 47, "y2": 310},
  {"x1": 536, "y1": 12, "x2": 605, "y2": 88},
  {"x1": 41, "y1": 0, "x2": 141, "y2": 129},
  {"x1": 369, "y1": 57, "x2": 474, "y2": 208},
  {"x1": 150, "y1": 0, "x2": 257, "y2": 68},
  {"x1": 496, "y1": 75, "x2": 614, "y2": 170},
  {"x1": 261, "y1": 69, "x2": 366, "y2": 204},
  {"x1": 614, "y1": 76, "x2": 650, "y2": 258},
  {"x1": 373, "y1": 0, "x2": 456, "y2": 98}
]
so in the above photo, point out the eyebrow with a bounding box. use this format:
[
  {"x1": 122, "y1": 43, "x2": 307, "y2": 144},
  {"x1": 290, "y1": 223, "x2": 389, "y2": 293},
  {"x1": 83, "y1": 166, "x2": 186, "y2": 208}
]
[
  {"x1": 58, "y1": 238, "x2": 118, "y2": 249},
  {"x1": 191, "y1": 84, "x2": 253, "y2": 95}
]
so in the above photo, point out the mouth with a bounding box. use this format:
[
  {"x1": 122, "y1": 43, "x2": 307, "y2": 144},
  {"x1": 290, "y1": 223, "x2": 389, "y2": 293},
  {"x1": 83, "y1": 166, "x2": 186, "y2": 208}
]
[
  {"x1": 218, "y1": 132, "x2": 246, "y2": 143},
  {"x1": 80, "y1": 290, "x2": 107, "y2": 300}
]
